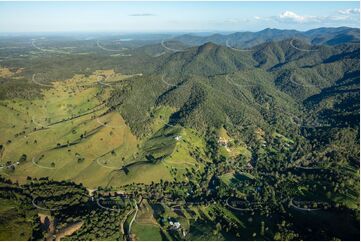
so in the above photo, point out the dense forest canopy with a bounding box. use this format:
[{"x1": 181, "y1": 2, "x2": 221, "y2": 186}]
[{"x1": 0, "y1": 27, "x2": 359, "y2": 240}]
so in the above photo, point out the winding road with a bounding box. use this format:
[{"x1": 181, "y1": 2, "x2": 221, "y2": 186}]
[
  {"x1": 31, "y1": 39, "x2": 72, "y2": 55},
  {"x1": 161, "y1": 40, "x2": 186, "y2": 52},
  {"x1": 32, "y1": 73, "x2": 53, "y2": 87},
  {"x1": 96, "y1": 197, "x2": 126, "y2": 211},
  {"x1": 128, "y1": 200, "x2": 139, "y2": 235},
  {"x1": 225, "y1": 197, "x2": 254, "y2": 211},
  {"x1": 289, "y1": 199, "x2": 327, "y2": 212},
  {"x1": 225, "y1": 39, "x2": 253, "y2": 52},
  {"x1": 161, "y1": 74, "x2": 177, "y2": 87},
  {"x1": 225, "y1": 74, "x2": 256, "y2": 88},
  {"x1": 32, "y1": 197, "x2": 63, "y2": 211},
  {"x1": 289, "y1": 39, "x2": 319, "y2": 52},
  {"x1": 31, "y1": 157, "x2": 57, "y2": 170},
  {"x1": 287, "y1": 76, "x2": 315, "y2": 88},
  {"x1": 96, "y1": 40, "x2": 127, "y2": 52}
]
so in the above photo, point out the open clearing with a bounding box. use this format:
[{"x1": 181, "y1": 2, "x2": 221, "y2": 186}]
[{"x1": 0, "y1": 69, "x2": 207, "y2": 188}]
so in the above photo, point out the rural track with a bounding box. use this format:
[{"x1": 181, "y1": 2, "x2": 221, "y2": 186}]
[
  {"x1": 225, "y1": 39, "x2": 254, "y2": 52},
  {"x1": 286, "y1": 75, "x2": 315, "y2": 88},
  {"x1": 96, "y1": 197, "x2": 126, "y2": 211},
  {"x1": 31, "y1": 39, "x2": 72, "y2": 55},
  {"x1": 161, "y1": 40, "x2": 186, "y2": 52},
  {"x1": 289, "y1": 39, "x2": 319, "y2": 52},
  {"x1": 32, "y1": 73, "x2": 53, "y2": 87},
  {"x1": 120, "y1": 209, "x2": 134, "y2": 235},
  {"x1": 161, "y1": 74, "x2": 178, "y2": 87},
  {"x1": 225, "y1": 197, "x2": 253, "y2": 211},
  {"x1": 31, "y1": 157, "x2": 57, "y2": 170},
  {"x1": 96, "y1": 40, "x2": 127, "y2": 52},
  {"x1": 289, "y1": 199, "x2": 326, "y2": 212},
  {"x1": 96, "y1": 40, "x2": 132, "y2": 56},
  {"x1": 127, "y1": 200, "x2": 139, "y2": 235},
  {"x1": 32, "y1": 197, "x2": 63, "y2": 211}
]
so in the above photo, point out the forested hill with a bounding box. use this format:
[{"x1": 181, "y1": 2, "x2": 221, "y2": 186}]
[
  {"x1": 109, "y1": 38, "x2": 359, "y2": 139},
  {"x1": 173, "y1": 27, "x2": 360, "y2": 48}
]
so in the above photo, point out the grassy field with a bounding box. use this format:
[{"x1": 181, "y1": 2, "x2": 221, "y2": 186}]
[
  {"x1": 0, "y1": 70, "x2": 140, "y2": 187},
  {"x1": 133, "y1": 223, "x2": 163, "y2": 241},
  {"x1": 132, "y1": 199, "x2": 163, "y2": 241},
  {"x1": 0, "y1": 69, "x2": 209, "y2": 188}
]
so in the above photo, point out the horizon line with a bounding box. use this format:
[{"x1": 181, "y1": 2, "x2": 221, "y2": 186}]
[{"x1": 0, "y1": 26, "x2": 359, "y2": 35}]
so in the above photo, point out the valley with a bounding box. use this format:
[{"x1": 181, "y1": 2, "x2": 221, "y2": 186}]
[{"x1": 0, "y1": 26, "x2": 359, "y2": 241}]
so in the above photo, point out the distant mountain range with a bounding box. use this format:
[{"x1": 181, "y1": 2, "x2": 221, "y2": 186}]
[
  {"x1": 111, "y1": 30, "x2": 359, "y2": 137},
  {"x1": 171, "y1": 27, "x2": 360, "y2": 48}
]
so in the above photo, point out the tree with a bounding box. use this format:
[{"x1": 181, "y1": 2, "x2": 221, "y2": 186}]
[
  {"x1": 18, "y1": 154, "x2": 27, "y2": 163},
  {"x1": 146, "y1": 154, "x2": 156, "y2": 163}
]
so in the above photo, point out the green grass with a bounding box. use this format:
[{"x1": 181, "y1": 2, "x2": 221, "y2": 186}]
[
  {"x1": 141, "y1": 124, "x2": 181, "y2": 159},
  {"x1": 133, "y1": 223, "x2": 162, "y2": 241},
  {"x1": 0, "y1": 70, "x2": 141, "y2": 187},
  {"x1": 220, "y1": 171, "x2": 255, "y2": 186},
  {"x1": 219, "y1": 172, "x2": 235, "y2": 185}
]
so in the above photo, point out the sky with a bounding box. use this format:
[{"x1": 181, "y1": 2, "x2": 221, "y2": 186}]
[{"x1": 0, "y1": 1, "x2": 359, "y2": 33}]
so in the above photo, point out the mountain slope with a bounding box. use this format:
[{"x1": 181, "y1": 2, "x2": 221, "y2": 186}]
[
  {"x1": 109, "y1": 38, "x2": 359, "y2": 141},
  {"x1": 172, "y1": 27, "x2": 360, "y2": 49}
]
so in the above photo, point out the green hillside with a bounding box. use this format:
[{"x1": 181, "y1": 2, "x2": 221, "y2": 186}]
[{"x1": 0, "y1": 27, "x2": 359, "y2": 241}]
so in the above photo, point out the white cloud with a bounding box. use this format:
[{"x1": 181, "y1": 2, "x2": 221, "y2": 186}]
[
  {"x1": 329, "y1": 15, "x2": 350, "y2": 21},
  {"x1": 277, "y1": 11, "x2": 320, "y2": 23},
  {"x1": 254, "y1": 16, "x2": 261, "y2": 20},
  {"x1": 338, "y1": 8, "x2": 360, "y2": 15},
  {"x1": 279, "y1": 11, "x2": 306, "y2": 22}
]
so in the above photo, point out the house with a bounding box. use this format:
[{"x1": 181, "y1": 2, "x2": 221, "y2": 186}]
[
  {"x1": 174, "y1": 135, "x2": 182, "y2": 141},
  {"x1": 218, "y1": 137, "x2": 228, "y2": 146},
  {"x1": 174, "y1": 222, "x2": 181, "y2": 229},
  {"x1": 168, "y1": 218, "x2": 181, "y2": 230}
]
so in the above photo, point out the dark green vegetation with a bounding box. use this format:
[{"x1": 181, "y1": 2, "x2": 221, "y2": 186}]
[
  {"x1": 0, "y1": 27, "x2": 359, "y2": 240},
  {"x1": 174, "y1": 27, "x2": 360, "y2": 48}
]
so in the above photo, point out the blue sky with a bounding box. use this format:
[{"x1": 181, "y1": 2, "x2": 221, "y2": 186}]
[{"x1": 0, "y1": 1, "x2": 359, "y2": 32}]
